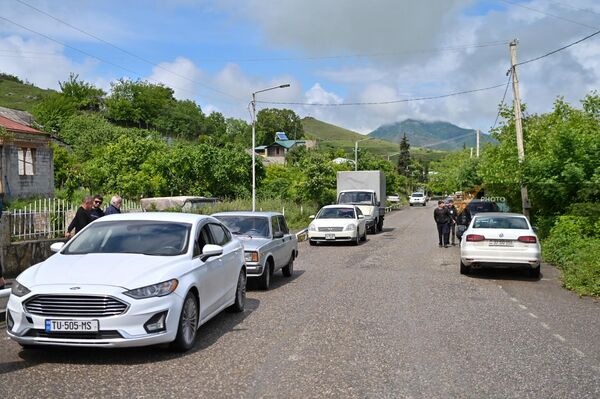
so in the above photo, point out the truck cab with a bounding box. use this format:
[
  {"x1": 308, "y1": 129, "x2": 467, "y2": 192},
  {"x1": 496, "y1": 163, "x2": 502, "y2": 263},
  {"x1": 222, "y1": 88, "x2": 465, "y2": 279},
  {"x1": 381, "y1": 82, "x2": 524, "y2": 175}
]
[{"x1": 337, "y1": 189, "x2": 381, "y2": 233}]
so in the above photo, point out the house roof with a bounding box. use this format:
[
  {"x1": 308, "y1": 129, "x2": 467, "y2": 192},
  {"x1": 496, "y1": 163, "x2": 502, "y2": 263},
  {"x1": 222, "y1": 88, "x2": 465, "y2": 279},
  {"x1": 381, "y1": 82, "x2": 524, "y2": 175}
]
[
  {"x1": 270, "y1": 139, "x2": 305, "y2": 149},
  {"x1": 0, "y1": 115, "x2": 47, "y2": 135}
]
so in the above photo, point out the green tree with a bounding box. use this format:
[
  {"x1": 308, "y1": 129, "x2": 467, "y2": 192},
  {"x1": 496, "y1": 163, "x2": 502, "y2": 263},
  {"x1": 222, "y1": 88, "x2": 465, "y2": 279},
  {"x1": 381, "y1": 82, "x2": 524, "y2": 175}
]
[
  {"x1": 31, "y1": 92, "x2": 76, "y2": 133},
  {"x1": 397, "y1": 133, "x2": 411, "y2": 177},
  {"x1": 256, "y1": 108, "x2": 303, "y2": 145},
  {"x1": 154, "y1": 99, "x2": 205, "y2": 139},
  {"x1": 59, "y1": 73, "x2": 105, "y2": 111}
]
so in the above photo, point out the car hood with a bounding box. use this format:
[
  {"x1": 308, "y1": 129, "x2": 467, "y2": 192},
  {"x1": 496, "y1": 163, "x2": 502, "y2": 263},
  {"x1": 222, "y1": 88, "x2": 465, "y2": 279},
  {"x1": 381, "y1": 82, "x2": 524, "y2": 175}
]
[
  {"x1": 236, "y1": 237, "x2": 271, "y2": 251},
  {"x1": 18, "y1": 253, "x2": 185, "y2": 290}
]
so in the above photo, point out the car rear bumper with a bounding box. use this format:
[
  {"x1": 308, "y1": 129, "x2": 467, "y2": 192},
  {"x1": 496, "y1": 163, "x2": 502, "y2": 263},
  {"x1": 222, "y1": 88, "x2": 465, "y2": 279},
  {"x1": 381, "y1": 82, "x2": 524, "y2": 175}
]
[{"x1": 461, "y1": 246, "x2": 541, "y2": 267}]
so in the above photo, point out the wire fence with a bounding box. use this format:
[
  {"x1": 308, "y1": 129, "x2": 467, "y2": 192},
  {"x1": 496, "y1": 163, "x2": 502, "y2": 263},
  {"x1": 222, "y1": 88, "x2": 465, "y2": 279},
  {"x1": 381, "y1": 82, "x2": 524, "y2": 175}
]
[{"x1": 8, "y1": 198, "x2": 141, "y2": 241}]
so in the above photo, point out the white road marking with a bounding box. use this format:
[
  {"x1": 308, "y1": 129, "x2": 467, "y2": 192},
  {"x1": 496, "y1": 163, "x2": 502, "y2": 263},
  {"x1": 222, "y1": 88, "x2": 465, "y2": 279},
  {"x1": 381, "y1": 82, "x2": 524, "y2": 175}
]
[
  {"x1": 541, "y1": 322, "x2": 550, "y2": 330},
  {"x1": 528, "y1": 313, "x2": 538, "y2": 319},
  {"x1": 510, "y1": 297, "x2": 518, "y2": 302},
  {"x1": 518, "y1": 304, "x2": 527, "y2": 310},
  {"x1": 573, "y1": 348, "x2": 585, "y2": 358},
  {"x1": 553, "y1": 334, "x2": 566, "y2": 342}
]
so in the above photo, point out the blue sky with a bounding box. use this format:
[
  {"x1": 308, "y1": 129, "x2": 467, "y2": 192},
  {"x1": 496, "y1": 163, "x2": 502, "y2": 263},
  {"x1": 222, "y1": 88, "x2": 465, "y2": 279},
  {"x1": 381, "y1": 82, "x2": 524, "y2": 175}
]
[{"x1": 1, "y1": 0, "x2": 599, "y2": 134}]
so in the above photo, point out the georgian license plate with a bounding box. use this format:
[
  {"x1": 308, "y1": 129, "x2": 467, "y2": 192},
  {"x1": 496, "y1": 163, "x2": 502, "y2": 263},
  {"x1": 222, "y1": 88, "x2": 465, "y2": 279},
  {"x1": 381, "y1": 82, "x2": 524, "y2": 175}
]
[
  {"x1": 489, "y1": 240, "x2": 513, "y2": 247},
  {"x1": 45, "y1": 319, "x2": 99, "y2": 333},
  {"x1": 325, "y1": 233, "x2": 335, "y2": 240}
]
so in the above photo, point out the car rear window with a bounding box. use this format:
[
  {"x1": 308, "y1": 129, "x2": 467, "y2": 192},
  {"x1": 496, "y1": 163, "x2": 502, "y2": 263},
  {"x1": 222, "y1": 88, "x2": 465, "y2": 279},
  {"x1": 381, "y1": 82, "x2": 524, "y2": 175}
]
[
  {"x1": 472, "y1": 216, "x2": 529, "y2": 230},
  {"x1": 411, "y1": 193, "x2": 423, "y2": 197}
]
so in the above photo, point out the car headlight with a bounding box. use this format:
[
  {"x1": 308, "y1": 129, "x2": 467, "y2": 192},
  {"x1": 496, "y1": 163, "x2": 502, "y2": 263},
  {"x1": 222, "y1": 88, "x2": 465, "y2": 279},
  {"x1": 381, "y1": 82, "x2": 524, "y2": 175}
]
[
  {"x1": 344, "y1": 223, "x2": 356, "y2": 231},
  {"x1": 244, "y1": 251, "x2": 259, "y2": 262},
  {"x1": 124, "y1": 279, "x2": 179, "y2": 299},
  {"x1": 11, "y1": 281, "x2": 31, "y2": 297},
  {"x1": 308, "y1": 224, "x2": 316, "y2": 232}
]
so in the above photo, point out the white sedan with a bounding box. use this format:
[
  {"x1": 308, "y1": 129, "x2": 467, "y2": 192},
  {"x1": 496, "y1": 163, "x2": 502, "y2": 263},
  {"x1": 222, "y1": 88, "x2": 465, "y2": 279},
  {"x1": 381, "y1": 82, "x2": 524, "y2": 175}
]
[
  {"x1": 6, "y1": 212, "x2": 246, "y2": 351},
  {"x1": 308, "y1": 205, "x2": 367, "y2": 245},
  {"x1": 460, "y1": 212, "x2": 541, "y2": 277}
]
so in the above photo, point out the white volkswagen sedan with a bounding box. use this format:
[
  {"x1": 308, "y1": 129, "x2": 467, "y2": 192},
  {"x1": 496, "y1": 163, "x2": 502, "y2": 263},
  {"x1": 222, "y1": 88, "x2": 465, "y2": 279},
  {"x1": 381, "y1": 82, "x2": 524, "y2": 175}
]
[
  {"x1": 460, "y1": 212, "x2": 541, "y2": 277},
  {"x1": 6, "y1": 213, "x2": 246, "y2": 351},
  {"x1": 308, "y1": 205, "x2": 367, "y2": 245}
]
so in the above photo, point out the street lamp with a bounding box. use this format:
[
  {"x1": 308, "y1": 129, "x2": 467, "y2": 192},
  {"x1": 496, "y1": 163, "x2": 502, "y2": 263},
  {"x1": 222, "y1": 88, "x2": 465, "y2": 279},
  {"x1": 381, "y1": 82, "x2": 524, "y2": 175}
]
[
  {"x1": 354, "y1": 137, "x2": 373, "y2": 171},
  {"x1": 251, "y1": 83, "x2": 290, "y2": 211}
]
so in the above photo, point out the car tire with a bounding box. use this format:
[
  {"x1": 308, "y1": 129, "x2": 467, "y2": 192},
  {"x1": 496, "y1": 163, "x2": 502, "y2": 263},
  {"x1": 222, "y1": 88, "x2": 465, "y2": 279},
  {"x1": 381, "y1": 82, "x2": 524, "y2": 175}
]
[
  {"x1": 282, "y1": 255, "x2": 294, "y2": 277},
  {"x1": 171, "y1": 292, "x2": 199, "y2": 352},
  {"x1": 258, "y1": 261, "x2": 271, "y2": 290},
  {"x1": 460, "y1": 260, "x2": 471, "y2": 275},
  {"x1": 422, "y1": 203, "x2": 426, "y2": 207},
  {"x1": 377, "y1": 219, "x2": 383, "y2": 232},
  {"x1": 229, "y1": 269, "x2": 246, "y2": 312},
  {"x1": 529, "y1": 266, "x2": 540, "y2": 279},
  {"x1": 361, "y1": 229, "x2": 367, "y2": 242},
  {"x1": 352, "y1": 230, "x2": 360, "y2": 245},
  {"x1": 409, "y1": 204, "x2": 413, "y2": 207},
  {"x1": 309, "y1": 240, "x2": 316, "y2": 246}
]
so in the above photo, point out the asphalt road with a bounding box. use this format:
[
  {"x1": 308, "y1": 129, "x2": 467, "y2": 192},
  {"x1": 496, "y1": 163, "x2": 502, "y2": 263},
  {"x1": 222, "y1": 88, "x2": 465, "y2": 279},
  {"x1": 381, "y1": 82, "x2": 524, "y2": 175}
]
[{"x1": 1, "y1": 204, "x2": 599, "y2": 398}]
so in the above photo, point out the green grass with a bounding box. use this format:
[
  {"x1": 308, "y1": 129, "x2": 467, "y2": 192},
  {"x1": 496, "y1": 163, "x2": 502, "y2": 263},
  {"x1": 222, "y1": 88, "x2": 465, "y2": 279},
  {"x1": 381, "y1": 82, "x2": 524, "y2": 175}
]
[{"x1": 0, "y1": 78, "x2": 55, "y2": 112}]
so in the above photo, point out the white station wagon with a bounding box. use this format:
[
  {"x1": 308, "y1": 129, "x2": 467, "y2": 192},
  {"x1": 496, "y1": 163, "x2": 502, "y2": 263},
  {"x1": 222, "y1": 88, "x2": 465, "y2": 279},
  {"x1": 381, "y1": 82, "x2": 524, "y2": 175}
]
[{"x1": 6, "y1": 212, "x2": 246, "y2": 351}]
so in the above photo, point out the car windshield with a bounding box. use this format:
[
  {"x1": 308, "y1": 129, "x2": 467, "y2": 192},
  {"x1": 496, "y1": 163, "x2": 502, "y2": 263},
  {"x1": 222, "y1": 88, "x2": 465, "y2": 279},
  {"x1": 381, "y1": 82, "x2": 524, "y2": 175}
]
[
  {"x1": 472, "y1": 216, "x2": 529, "y2": 230},
  {"x1": 411, "y1": 193, "x2": 424, "y2": 197},
  {"x1": 338, "y1": 192, "x2": 374, "y2": 205},
  {"x1": 467, "y1": 201, "x2": 500, "y2": 214},
  {"x1": 63, "y1": 221, "x2": 191, "y2": 256},
  {"x1": 215, "y1": 216, "x2": 270, "y2": 237},
  {"x1": 317, "y1": 208, "x2": 356, "y2": 219}
]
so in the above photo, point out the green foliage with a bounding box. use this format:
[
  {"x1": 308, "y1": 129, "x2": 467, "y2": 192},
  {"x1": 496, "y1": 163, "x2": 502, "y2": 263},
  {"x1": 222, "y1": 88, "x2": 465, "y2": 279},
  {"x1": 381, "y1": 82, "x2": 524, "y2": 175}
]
[
  {"x1": 31, "y1": 92, "x2": 76, "y2": 133},
  {"x1": 59, "y1": 73, "x2": 105, "y2": 111},
  {"x1": 397, "y1": 133, "x2": 411, "y2": 176},
  {"x1": 428, "y1": 150, "x2": 481, "y2": 195},
  {"x1": 256, "y1": 108, "x2": 303, "y2": 145},
  {"x1": 0, "y1": 73, "x2": 54, "y2": 111},
  {"x1": 203, "y1": 111, "x2": 226, "y2": 137},
  {"x1": 153, "y1": 99, "x2": 205, "y2": 140}
]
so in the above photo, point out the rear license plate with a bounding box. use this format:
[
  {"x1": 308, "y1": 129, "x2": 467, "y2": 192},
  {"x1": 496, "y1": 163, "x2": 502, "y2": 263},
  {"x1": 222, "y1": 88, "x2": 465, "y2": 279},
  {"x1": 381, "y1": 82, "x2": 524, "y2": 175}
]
[
  {"x1": 489, "y1": 240, "x2": 513, "y2": 247},
  {"x1": 325, "y1": 233, "x2": 335, "y2": 240},
  {"x1": 45, "y1": 319, "x2": 99, "y2": 332}
]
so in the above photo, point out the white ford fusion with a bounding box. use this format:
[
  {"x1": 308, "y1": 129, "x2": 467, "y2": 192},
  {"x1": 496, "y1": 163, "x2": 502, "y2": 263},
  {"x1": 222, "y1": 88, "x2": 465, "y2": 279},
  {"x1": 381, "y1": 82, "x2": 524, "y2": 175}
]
[
  {"x1": 6, "y1": 212, "x2": 246, "y2": 351},
  {"x1": 460, "y1": 212, "x2": 541, "y2": 277},
  {"x1": 308, "y1": 205, "x2": 367, "y2": 245}
]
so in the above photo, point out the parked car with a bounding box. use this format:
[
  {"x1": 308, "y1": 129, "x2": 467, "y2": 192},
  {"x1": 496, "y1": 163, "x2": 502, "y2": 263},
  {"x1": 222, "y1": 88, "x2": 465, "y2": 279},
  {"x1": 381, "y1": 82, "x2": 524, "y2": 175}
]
[
  {"x1": 6, "y1": 212, "x2": 246, "y2": 351},
  {"x1": 387, "y1": 193, "x2": 401, "y2": 203},
  {"x1": 409, "y1": 192, "x2": 427, "y2": 206},
  {"x1": 308, "y1": 205, "x2": 367, "y2": 246},
  {"x1": 465, "y1": 199, "x2": 500, "y2": 215},
  {"x1": 460, "y1": 212, "x2": 541, "y2": 277},
  {"x1": 212, "y1": 212, "x2": 297, "y2": 290}
]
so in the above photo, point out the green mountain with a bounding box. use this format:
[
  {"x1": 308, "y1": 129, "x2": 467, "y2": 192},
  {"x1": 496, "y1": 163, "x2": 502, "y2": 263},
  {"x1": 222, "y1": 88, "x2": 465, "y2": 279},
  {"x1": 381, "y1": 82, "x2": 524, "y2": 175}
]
[
  {"x1": 0, "y1": 73, "x2": 55, "y2": 112},
  {"x1": 368, "y1": 119, "x2": 495, "y2": 151},
  {"x1": 301, "y1": 116, "x2": 448, "y2": 163}
]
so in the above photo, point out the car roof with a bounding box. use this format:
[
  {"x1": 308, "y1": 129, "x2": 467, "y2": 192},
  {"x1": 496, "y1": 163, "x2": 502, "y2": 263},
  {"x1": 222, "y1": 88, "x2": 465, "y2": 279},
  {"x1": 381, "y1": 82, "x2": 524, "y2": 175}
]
[
  {"x1": 472, "y1": 212, "x2": 526, "y2": 218},
  {"x1": 321, "y1": 204, "x2": 357, "y2": 209},
  {"x1": 211, "y1": 211, "x2": 281, "y2": 217},
  {"x1": 97, "y1": 211, "x2": 214, "y2": 224}
]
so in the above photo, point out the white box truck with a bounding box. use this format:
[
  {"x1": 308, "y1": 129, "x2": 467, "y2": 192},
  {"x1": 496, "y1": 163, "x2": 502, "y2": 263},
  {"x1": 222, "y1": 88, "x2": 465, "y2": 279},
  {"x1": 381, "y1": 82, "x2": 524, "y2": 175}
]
[{"x1": 336, "y1": 171, "x2": 386, "y2": 233}]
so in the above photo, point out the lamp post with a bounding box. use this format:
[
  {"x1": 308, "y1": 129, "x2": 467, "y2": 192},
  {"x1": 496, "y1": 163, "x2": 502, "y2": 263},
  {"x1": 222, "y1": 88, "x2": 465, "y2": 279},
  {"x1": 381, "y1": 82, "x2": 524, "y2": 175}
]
[
  {"x1": 354, "y1": 137, "x2": 373, "y2": 171},
  {"x1": 251, "y1": 84, "x2": 290, "y2": 211}
]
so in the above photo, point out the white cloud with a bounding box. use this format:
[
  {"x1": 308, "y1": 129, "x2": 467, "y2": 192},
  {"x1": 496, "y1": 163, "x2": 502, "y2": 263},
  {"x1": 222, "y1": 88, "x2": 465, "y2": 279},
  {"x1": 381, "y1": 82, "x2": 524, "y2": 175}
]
[
  {"x1": 146, "y1": 57, "x2": 206, "y2": 100},
  {"x1": 305, "y1": 83, "x2": 342, "y2": 104}
]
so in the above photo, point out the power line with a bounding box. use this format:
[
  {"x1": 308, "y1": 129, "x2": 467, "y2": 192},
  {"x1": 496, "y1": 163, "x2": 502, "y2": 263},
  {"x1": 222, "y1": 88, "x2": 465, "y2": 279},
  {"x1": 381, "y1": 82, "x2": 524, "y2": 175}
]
[
  {"x1": 516, "y1": 28, "x2": 600, "y2": 66},
  {"x1": 491, "y1": 70, "x2": 513, "y2": 130},
  {"x1": 256, "y1": 83, "x2": 508, "y2": 107},
  {"x1": 499, "y1": 0, "x2": 599, "y2": 30},
  {"x1": 13, "y1": 0, "x2": 242, "y2": 102}
]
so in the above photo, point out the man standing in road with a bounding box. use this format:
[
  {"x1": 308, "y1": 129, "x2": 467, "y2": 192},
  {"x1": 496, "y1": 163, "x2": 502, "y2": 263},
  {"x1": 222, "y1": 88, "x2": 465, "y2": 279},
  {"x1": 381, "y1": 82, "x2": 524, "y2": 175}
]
[
  {"x1": 65, "y1": 195, "x2": 94, "y2": 238},
  {"x1": 434, "y1": 200, "x2": 451, "y2": 248},
  {"x1": 446, "y1": 199, "x2": 458, "y2": 246}
]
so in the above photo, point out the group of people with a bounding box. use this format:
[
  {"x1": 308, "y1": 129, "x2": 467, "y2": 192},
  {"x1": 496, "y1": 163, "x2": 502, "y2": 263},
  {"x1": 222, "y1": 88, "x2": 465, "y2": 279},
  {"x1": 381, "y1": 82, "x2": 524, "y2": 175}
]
[
  {"x1": 65, "y1": 194, "x2": 122, "y2": 238},
  {"x1": 433, "y1": 199, "x2": 472, "y2": 248}
]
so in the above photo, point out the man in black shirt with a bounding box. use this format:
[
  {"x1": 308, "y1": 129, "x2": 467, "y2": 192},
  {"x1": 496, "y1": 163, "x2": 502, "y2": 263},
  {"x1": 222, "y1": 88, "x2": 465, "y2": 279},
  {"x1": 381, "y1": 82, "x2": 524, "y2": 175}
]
[
  {"x1": 90, "y1": 194, "x2": 105, "y2": 220},
  {"x1": 446, "y1": 199, "x2": 458, "y2": 246},
  {"x1": 433, "y1": 200, "x2": 451, "y2": 248},
  {"x1": 65, "y1": 195, "x2": 94, "y2": 238}
]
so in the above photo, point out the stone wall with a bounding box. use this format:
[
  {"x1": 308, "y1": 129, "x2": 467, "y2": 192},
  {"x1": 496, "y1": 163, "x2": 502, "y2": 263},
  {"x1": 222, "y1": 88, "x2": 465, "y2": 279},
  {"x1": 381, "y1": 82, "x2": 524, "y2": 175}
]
[{"x1": 3, "y1": 145, "x2": 54, "y2": 200}]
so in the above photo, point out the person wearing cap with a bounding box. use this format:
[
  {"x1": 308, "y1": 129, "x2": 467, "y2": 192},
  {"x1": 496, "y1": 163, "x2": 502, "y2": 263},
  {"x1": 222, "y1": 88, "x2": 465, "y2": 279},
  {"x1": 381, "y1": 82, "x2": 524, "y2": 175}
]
[
  {"x1": 433, "y1": 200, "x2": 451, "y2": 247},
  {"x1": 446, "y1": 199, "x2": 458, "y2": 246}
]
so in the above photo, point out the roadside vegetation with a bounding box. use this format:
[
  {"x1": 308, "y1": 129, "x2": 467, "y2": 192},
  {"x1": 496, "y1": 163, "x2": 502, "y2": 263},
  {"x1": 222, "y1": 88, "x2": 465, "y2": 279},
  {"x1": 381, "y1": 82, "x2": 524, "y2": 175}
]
[{"x1": 427, "y1": 93, "x2": 600, "y2": 296}]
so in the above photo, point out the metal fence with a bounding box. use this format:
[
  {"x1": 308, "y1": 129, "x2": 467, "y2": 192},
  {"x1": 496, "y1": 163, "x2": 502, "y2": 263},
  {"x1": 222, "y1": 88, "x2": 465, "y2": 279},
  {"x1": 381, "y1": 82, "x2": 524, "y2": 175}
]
[{"x1": 8, "y1": 198, "x2": 142, "y2": 241}]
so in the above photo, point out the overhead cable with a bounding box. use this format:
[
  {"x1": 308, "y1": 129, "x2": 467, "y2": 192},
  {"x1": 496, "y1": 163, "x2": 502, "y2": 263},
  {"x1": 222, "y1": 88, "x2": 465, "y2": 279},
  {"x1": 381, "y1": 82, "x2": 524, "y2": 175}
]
[
  {"x1": 516, "y1": 28, "x2": 600, "y2": 66},
  {"x1": 491, "y1": 70, "x2": 513, "y2": 130},
  {"x1": 500, "y1": 0, "x2": 599, "y2": 30}
]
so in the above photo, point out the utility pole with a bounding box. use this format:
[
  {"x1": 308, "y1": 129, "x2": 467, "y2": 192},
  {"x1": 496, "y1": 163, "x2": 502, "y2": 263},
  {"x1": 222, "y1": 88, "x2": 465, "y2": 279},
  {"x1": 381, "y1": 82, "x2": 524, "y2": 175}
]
[
  {"x1": 470, "y1": 148, "x2": 473, "y2": 158},
  {"x1": 476, "y1": 129, "x2": 480, "y2": 158},
  {"x1": 510, "y1": 39, "x2": 531, "y2": 219}
]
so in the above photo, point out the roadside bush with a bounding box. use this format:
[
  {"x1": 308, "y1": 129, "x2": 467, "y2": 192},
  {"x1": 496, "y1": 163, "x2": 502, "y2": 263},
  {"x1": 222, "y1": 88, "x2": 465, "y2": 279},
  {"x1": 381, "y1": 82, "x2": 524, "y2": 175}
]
[{"x1": 543, "y1": 210, "x2": 600, "y2": 297}]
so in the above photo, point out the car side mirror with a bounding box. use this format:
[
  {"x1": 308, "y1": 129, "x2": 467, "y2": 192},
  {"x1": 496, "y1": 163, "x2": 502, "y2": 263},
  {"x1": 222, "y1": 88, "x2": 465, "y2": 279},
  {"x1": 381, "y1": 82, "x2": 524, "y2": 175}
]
[
  {"x1": 376, "y1": 201, "x2": 380, "y2": 207},
  {"x1": 201, "y1": 244, "x2": 223, "y2": 261},
  {"x1": 309, "y1": 215, "x2": 315, "y2": 219},
  {"x1": 50, "y1": 242, "x2": 65, "y2": 253},
  {"x1": 358, "y1": 215, "x2": 365, "y2": 219},
  {"x1": 273, "y1": 231, "x2": 284, "y2": 239}
]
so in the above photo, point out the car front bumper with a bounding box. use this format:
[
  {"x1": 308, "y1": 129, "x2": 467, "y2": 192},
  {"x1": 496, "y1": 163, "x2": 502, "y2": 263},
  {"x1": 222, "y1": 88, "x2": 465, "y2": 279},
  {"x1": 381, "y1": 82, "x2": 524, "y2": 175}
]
[
  {"x1": 308, "y1": 231, "x2": 357, "y2": 242},
  {"x1": 245, "y1": 262, "x2": 266, "y2": 277},
  {"x1": 6, "y1": 287, "x2": 184, "y2": 348}
]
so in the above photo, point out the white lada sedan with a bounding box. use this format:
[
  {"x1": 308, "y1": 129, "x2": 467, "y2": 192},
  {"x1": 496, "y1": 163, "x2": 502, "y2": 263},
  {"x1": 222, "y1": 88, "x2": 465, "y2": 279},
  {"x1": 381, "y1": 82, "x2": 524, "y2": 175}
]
[
  {"x1": 6, "y1": 212, "x2": 246, "y2": 351},
  {"x1": 460, "y1": 213, "x2": 541, "y2": 277},
  {"x1": 308, "y1": 205, "x2": 367, "y2": 245}
]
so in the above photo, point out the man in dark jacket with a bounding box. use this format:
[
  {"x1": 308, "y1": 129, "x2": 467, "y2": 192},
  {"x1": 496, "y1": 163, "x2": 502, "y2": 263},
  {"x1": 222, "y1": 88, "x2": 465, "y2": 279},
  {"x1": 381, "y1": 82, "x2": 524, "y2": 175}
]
[
  {"x1": 90, "y1": 194, "x2": 105, "y2": 220},
  {"x1": 104, "y1": 195, "x2": 122, "y2": 215},
  {"x1": 446, "y1": 199, "x2": 458, "y2": 246},
  {"x1": 65, "y1": 195, "x2": 94, "y2": 238},
  {"x1": 456, "y1": 205, "x2": 472, "y2": 242},
  {"x1": 433, "y1": 200, "x2": 451, "y2": 247}
]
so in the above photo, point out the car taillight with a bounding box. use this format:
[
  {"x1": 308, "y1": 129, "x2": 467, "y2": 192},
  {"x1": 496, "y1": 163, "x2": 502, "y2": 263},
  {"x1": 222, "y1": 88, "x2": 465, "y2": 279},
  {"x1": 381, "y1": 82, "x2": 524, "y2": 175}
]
[
  {"x1": 466, "y1": 234, "x2": 485, "y2": 242},
  {"x1": 518, "y1": 236, "x2": 537, "y2": 243}
]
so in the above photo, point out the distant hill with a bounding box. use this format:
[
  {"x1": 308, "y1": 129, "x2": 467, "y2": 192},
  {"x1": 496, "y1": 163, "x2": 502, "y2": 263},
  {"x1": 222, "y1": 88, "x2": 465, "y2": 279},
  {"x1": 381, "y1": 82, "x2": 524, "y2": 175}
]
[
  {"x1": 0, "y1": 73, "x2": 55, "y2": 112},
  {"x1": 301, "y1": 116, "x2": 448, "y2": 163},
  {"x1": 368, "y1": 119, "x2": 495, "y2": 151}
]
